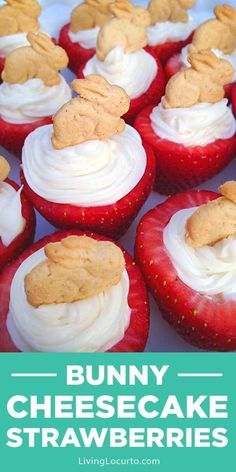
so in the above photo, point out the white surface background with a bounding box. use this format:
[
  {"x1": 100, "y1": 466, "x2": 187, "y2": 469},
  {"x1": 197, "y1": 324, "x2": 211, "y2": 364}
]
[{"x1": 2, "y1": 0, "x2": 236, "y2": 352}]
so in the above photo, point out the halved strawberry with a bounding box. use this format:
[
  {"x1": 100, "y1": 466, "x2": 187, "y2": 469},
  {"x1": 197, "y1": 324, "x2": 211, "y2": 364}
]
[
  {"x1": 21, "y1": 143, "x2": 156, "y2": 240},
  {"x1": 134, "y1": 105, "x2": 236, "y2": 195},
  {"x1": 0, "y1": 229, "x2": 150, "y2": 352},
  {"x1": 232, "y1": 83, "x2": 236, "y2": 117},
  {"x1": 165, "y1": 53, "x2": 182, "y2": 80},
  {"x1": 135, "y1": 190, "x2": 236, "y2": 351},
  {"x1": 59, "y1": 23, "x2": 95, "y2": 74},
  {"x1": 0, "y1": 179, "x2": 36, "y2": 271},
  {"x1": 148, "y1": 32, "x2": 193, "y2": 65},
  {"x1": 0, "y1": 116, "x2": 52, "y2": 158},
  {"x1": 78, "y1": 48, "x2": 166, "y2": 125},
  {"x1": 0, "y1": 56, "x2": 4, "y2": 81}
]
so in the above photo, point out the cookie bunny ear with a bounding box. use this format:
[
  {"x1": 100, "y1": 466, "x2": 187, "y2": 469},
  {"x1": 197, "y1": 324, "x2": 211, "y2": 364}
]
[
  {"x1": 72, "y1": 75, "x2": 111, "y2": 102},
  {"x1": 215, "y1": 4, "x2": 235, "y2": 24},
  {"x1": 109, "y1": 0, "x2": 134, "y2": 19},
  {"x1": 27, "y1": 32, "x2": 55, "y2": 55},
  {"x1": 0, "y1": 156, "x2": 10, "y2": 182},
  {"x1": 188, "y1": 50, "x2": 219, "y2": 72},
  {"x1": 132, "y1": 7, "x2": 151, "y2": 28}
]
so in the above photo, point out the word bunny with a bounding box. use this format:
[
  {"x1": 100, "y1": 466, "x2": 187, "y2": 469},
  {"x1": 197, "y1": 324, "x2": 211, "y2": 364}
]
[
  {"x1": 25, "y1": 235, "x2": 125, "y2": 307},
  {"x1": 190, "y1": 4, "x2": 236, "y2": 55},
  {"x1": 2, "y1": 32, "x2": 69, "y2": 86},
  {"x1": 0, "y1": 155, "x2": 10, "y2": 182},
  {"x1": 96, "y1": 0, "x2": 151, "y2": 61},
  {"x1": 0, "y1": 0, "x2": 41, "y2": 37},
  {"x1": 148, "y1": 0, "x2": 195, "y2": 25},
  {"x1": 52, "y1": 74, "x2": 130, "y2": 150},
  {"x1": 186, "y1": 181, "x2": 236, "y2": 248},
  {"x1": 163, "y1": 50, "x2": 234, "y2": 109},
  {"x1": 70, "y1": 0, "x2": 114, "y2": 33}
]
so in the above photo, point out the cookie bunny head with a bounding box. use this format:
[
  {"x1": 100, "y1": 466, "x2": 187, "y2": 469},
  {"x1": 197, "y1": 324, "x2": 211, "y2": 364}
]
[
  {"x1": 188, "y1": 49, "x2": 233, "y2": 85},
  {"x1": 96, "y1": 0, "x2": 151, "y2": 61},
  {"x1": 52, "y1": 74, "x2": 130, "y2": 150},
  {"x1": 0, "y1": 155, "x2": 10, "y2": 182},
  {"x1": 163, "y1": 50, "x2": 234, "y2": 108},
  {"x1": 215, "y1": 4, "x2": 236, "y2": 35},
  {"x1": 86, "y1": 0, "x2": 114, "y2": 15},
  {"x1": 110, "y1": 0, "x2": 151, "y2": 28},
  {"x1": 28, "y1": 32, "x2": 68, "y2": 71},
  {"x1": 4, "y1": 0, "x2": 41, "y2": 19},
  {"x1": 24, "y1": 235, "x2": 125, "y2": 307}
]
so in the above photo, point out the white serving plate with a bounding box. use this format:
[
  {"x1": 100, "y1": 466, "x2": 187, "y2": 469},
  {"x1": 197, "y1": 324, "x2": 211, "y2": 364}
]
[{"x1": 2, "y1": 0, "x2": 236, "y2": 352}]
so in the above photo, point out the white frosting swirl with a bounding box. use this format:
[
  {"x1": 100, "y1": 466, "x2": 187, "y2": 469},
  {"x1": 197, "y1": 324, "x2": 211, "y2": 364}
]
[
  {"x1": 83, "y1": 46, "x2": 157, "y2": 99},
  {"x1": 68, "y1": 26, "x2": 99, "y2": 49},
  {"x1": 7, "y1": 248, "x2": 131, "y2": 352},
  {"x1": 0, "y1": 32, "x2": 30, "y2": 57},
  {"x1": 22, "y1": 124, "x2": 146, "y2": 206},
  {"x1": 147, "y1": 17, "x2": 195, "y2": 46},
  {"x1": 0, "y1": 77, "x2": 72, "y2": 124},
  {"x1": 164, "y1": 207, "x2": 236, "y2": 301},
  {"x1": 150, "y1": 98, "x2": 236, "y2": 146},
  {"x1": 0, "y1": 182, "x2": 26, "y2": 246},
  {"x1": 181, "y1": 45, "x2": 236, "y2": 82}
]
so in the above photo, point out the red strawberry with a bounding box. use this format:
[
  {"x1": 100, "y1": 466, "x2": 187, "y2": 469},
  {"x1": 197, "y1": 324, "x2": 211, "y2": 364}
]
[
  {"x1": 78, "y1": 48, "x2": 166, "y2": 125},
  {"x1": 59, "y1": 24, "x2": 95, "y2": 74},
  {"x1": 148, "y1": 32, "x2": 193, "y2": 65},
  {"x1": 0, "y1": 56, "x2": 4, "y2": 81},
  {"x1": 0, "y1": 229, "x2": 150, "y2": 352},
  {"x1": 135, "y1": 189, "x2": 236, "y2": 351},
  {"x1": 21, "y1": 142, "x2": 156, "y2": 239},
  {"x1": 0, "y1": 116, "x2": 52, "y2": 158},
  {"x1": 165, "y1": 53, "x2": 182, "y2": 80},
  {"x1": 134, "y1": 105, "x2": 236, "y2": 195},
  {"x1": 232, "y1": 83, "x2": 236, "y2": 117},
  {"x1": 165, "y1": 53, "x2": 234, "y2": 100},
  {"x1": 0, "y1": 179, "x2": 36, "y2": 271}
]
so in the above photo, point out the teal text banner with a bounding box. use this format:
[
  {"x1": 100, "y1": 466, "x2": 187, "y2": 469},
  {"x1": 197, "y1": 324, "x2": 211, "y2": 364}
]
[{"x1": 0, "y1": 353, "x2": 235, "y2": 472}]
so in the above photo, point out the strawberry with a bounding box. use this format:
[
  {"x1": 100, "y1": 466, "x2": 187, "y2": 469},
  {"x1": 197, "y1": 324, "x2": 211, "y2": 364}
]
[
  {"x1": 148, "y1": 32, "x2": 193, "y2": 65},
  {"x1": 232, "y1": 83, "x2": 236, "y2": 117},
  {"x1": 78, "y1": 48, "x2": 166, "y2": 125},
  {"x1": 0, "y1": 116, "x2": 52, "y2": 158},
  {"x1": 165, "y1": 53, "x2": 182, "y2": 80},
  {"x1": 134, "y1": 105, "x2": 236, "y2": 195},
  {"x1": 0, "y1": 229, "x2": 150, "y2": 352},
  {"x1": 165, "y1": 53, "x2": 234, "y2": 100},
  {"x1": 59, "y1": 24, "x2": 95, "y2": 74},
  {"x1": 0, "y1": 179, "x2": 36, "y2": 271},
  {"x1": 0, "y1": 56, "x2": 4, "y2": 81},
  {"x1": 21, "y1": 142, "x2": 156, "y2": 240},
  {"x1": 135, "y1": 189, "x2": 236, "y2": 351}
]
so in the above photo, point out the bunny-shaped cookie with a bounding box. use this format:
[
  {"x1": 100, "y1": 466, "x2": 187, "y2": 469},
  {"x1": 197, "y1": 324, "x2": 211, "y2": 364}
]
[
  {"x1": 0, "y1": 155, "x2": 10, "y2": 182},
  {"x1": 190, "y1": 4, "x2": 236, "y2": 55},
  {"x1": 148, "y1": 0, "x2": 195, "y2": 25},
  {"x1": 52, "y1": 74, "x2": 129, "y2": 149},
  {"x1": 2, "y1": 32, "x2": 69, "y2": 85},
  {"x1": 70, "y1": 0, "x2": 114, "y2": 33},
  {"x1": 163, "y1": 50, "x2": 234, "y2": 108},
  {"x1": 25, "y1": 235, "x2": 125, "y2": 307},
  {"x1": 0, "y1": 0, "x2": 41, "y2": 37},
  {"x1": 96, "y1": 0, "x2": 151, "y2": 61}
]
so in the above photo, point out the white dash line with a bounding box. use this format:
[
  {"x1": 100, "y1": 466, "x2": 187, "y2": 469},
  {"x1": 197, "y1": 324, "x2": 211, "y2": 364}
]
[
  {"x1": 178, "y1": 373, "x2": 223, "y2": 378},
  {"x1": 11, "y1": 373, "x2": 57, "y2": 378}
]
